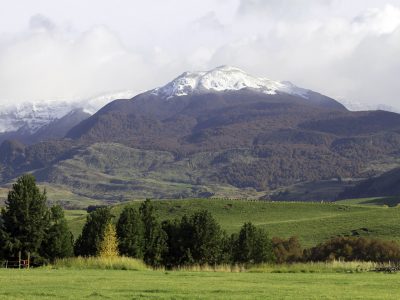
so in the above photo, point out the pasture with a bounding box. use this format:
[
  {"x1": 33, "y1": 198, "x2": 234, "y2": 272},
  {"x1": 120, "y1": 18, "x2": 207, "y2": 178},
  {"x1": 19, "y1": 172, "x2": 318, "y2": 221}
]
[
  {"x1": 68, "y1": 199, "x2": 400, "y2": 248},
  {"x1": 0, "y1": 268, "x2": 399, "y2": 299}
]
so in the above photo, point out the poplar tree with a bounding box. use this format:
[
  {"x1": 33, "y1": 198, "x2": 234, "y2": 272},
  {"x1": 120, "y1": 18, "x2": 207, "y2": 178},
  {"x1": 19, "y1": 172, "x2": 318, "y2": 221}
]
[{"x1": 99, "y1": 222, "x2": 119, "y2": 258}]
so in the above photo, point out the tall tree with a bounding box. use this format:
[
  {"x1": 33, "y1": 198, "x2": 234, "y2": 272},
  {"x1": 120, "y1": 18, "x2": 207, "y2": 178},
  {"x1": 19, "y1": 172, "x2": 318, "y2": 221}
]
[
  {"x1": 116, "y1": 206, "x2": 144, "y2": 258},
  {"x1": 99, "y1": 222, "x2": 119, "y2": 258},
  {"x1": 1, "y1": 174, "x2": 49, "y2": 262},
  {"x1": 139, "y1": 199, "x2": 167, "y2": 267},
  {"x1": 163, "y1": 211, "x2": 225, "y2": 267},
  {"x1": 40, "y1": 205, "x2": 74, "y2": 262},
  {"x1": 233, "y1": 222, "x2": 275, "y2": 264},
  {"x1": 74, "y1": 207, "x2": 113, "y2": 256},
  {"x1": 185, "y1": 210, "x2": 223, "y2": 265}
]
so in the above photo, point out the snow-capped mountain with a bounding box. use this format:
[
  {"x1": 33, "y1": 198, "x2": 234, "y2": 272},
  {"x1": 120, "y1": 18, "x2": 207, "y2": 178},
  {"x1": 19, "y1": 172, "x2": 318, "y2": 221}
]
[
  {"x1": 0, "y1": 90, "x2": 136, "y2": 134},
  {"x1": 337, "y1": 99, "x2": 399, "y2": 113},
  {"x1": 152, "y1": 65, "x2": 310, "y2": 99}
]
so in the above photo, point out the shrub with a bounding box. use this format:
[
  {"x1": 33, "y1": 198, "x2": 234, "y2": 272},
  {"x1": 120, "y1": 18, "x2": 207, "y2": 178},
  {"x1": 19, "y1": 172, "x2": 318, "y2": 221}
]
[
  {"x1": 305, "y1": 236, "x2": 400, "y2": 262},
  {"x1": 272, "y1": 236, "x2": 303, "y2": 263}
]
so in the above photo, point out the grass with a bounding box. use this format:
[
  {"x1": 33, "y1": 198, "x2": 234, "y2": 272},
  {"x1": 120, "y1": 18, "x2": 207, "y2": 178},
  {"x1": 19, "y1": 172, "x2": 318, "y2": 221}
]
[
  {"x1": 66, "y1": 198, "x2": 400, "y2": 247},
  {"x1": 337, "y1": 197, "x2": 400, "y2": 207},
  {"x1": 51, "y1": 256, "x2": 148, "y2": 271},
  {"x1": 1, "y1": 268, "x2": 400, "y2": 299},
  {"x1": 248, "y1": 261, "x2": 385, "y2": 274}
]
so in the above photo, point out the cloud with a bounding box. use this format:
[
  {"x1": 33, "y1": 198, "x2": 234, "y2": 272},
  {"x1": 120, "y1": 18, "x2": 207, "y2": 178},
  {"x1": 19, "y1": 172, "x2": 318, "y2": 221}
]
[
  {"x1": 29, "y1": 14, "x2": 56, "y2": 31},
  {"x1": 237, "y1": 0, "x2": 334, "y2": 19},
  {"x1": 209, "y1": 2, "x2": 400, "y2": 107},
  {"x1": 0, "y1": 1, "x2": 400, "y2": 111},
  {"x1": 0, "y1": 16, "x2": 155, "y2": 102}
]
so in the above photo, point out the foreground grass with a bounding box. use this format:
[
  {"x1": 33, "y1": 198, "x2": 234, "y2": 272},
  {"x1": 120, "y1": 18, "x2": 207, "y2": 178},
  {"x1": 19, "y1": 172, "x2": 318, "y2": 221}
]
[{"x1": 1, "y1": 268, "x2": 400, "y2": 299}]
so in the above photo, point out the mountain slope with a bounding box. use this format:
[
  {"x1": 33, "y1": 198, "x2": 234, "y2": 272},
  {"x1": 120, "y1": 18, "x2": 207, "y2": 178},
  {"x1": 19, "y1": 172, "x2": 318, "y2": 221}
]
[
  {"x1": 339, "y1": 168, "x2": 400, "y2": 199},
  {"x1": 66, "y1": 66, "x2": 348, "y2": 153},
  {"x1": 2, "y1": 66, "x2": 400, "y2": 202}
]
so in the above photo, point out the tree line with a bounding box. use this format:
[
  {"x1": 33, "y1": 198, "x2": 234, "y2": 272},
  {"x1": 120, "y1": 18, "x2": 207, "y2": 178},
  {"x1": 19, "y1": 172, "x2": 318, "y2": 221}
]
[{"x1": 1, "y1": 175, "x2": 400, "y2": 267}]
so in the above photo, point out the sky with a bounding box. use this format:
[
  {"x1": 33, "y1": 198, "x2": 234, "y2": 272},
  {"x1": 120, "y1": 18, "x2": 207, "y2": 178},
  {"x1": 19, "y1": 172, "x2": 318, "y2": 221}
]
[{"x1": 0, "y1": 0, "x2": 399, "y2": 109}]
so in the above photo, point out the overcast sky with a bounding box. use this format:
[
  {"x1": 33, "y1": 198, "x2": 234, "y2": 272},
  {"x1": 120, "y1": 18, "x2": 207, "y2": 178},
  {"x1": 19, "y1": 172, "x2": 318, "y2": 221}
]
[{"x1": 0, "y1": 0, "x2": 400, "y2": 109}]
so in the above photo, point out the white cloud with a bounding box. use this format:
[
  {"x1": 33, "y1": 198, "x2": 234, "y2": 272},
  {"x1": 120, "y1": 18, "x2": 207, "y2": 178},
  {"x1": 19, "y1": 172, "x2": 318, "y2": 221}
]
[
  {"x1": 0, "y1": 16, "x2": 154, "y2": 102},
  {"x1": 0, "y1": 0, "x2": 399, "y2": 110}
]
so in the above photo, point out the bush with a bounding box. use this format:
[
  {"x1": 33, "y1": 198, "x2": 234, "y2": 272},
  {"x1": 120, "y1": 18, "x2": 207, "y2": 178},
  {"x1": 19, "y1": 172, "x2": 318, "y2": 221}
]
[
  {"x1": 272, "y1": 236, "x2": 303, "y2": 263},
  {"x1": 305, "y1": 236, "x2": 400, "y2": 262}
]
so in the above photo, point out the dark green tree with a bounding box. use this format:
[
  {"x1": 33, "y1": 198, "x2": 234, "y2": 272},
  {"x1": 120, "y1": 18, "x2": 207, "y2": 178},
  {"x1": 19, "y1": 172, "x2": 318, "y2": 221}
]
[
  {"x1": 1, "y1": 174, "x2": 49, "y2": 262},
  {"x1": 139, "y1": 199, "x2": 167, "y2": 266},
  {"x1": 74, "y1": 207, "x2": 113, "y2": 256},
  {"x1": 0, "y1": 215, "x2": 9, "y2": 260},
  {"x1": 185, "y1": 210, "x2": 223, "y2": 265},
  {"x1": 116, "y1": 206, "x2": 144, "y2": 258},
  {"x1": 163, "y1": 210, "x2": 225, "y2": 267},
  {"x1": 233, "y1": 222, "x2": 275, "y2": 264},
  {"x1": 41, "y1": 205, "x2": 74, "y2": 262},
  {"x1": 162, "y1": 218, "x2": 186, "y2": 267}
]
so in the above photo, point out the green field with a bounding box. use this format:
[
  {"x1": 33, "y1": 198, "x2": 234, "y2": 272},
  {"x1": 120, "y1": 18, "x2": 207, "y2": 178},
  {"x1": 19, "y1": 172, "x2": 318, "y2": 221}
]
[
  {"x1": 68, "y1": 199, "x2": 400, "y2": 248},
  {"x1": 0, "y1": 268, "x2": 399, "y2": 299}
]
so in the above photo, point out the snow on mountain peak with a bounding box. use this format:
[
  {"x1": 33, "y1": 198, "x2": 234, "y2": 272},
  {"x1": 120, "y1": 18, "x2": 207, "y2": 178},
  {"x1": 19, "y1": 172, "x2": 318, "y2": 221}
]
[
  {"x1": 0, "y1": 90, "x2": 136, "y2": 134},
  {"x1": 152, "y1": 65, "x2": 310, "y2": 99}
]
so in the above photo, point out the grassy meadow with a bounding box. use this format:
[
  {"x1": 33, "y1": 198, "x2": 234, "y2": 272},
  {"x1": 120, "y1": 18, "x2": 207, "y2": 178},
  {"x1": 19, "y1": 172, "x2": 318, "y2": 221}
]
[
  {"x1": 1, "y1": 267, "x2": 400, "y2": 299},
  {"x1": 68, "y1": 198, "x2": 400, "y2": 248},
  {"x1": 3, "y1": 198, "x2": 400, "y2": 299}
]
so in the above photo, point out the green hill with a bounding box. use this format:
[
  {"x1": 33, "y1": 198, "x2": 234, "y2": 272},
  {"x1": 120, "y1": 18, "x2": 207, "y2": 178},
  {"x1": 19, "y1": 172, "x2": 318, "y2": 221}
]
[{"x1": 67, "y1": 199, "x2": 400, "y2": 248}]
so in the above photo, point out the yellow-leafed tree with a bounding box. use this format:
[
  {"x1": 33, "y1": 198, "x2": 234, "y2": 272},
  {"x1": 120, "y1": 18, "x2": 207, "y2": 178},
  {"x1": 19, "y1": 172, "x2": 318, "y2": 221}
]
[{"x1": 98, "y1": 222, "x2": 119, "y2": 258}]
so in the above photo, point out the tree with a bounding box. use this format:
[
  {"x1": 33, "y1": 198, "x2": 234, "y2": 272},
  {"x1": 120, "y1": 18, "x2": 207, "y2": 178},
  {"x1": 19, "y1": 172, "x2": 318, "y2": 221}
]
[
  {"x1": 99, "y1": 223, "x2": 119, "y2": 258},
  {"x1": 139, "y1": 199, "x2": 167, "y2": 267},
  {"x1": 233, "y1": 222, "x2": 275, "y2": 264},
  {"x1": 162, "y1": 218, "x2": 186, "y2": 267},
  {"x1": 40, "y1": 205, "x2": 74, "y2": 262},
  {"x1": 1, "y1": 174, "x2": 49, "y2": 262},
  {"x1": 185, "y1": 210, "x2": 223, "y2": 265},
  {"x1": 163, "y1": 210, "x2": 225, "y2": 267},
  {"x1": 116, "y1": 207, "x2": 144, "y2": 258},
  {"x1": 0, "y1": 215, "x2": 9, "y2": 260},
  {"x1": 74, "y1": 207, "x2": 113, "y2": 256}
]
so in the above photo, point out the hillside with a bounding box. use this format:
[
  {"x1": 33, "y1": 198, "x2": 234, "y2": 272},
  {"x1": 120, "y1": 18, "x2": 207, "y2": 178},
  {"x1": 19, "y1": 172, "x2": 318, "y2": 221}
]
[
  {"x1": 339, "y1": 168, "x2": 400, "y2": 199},
  {"x1": 68, "y1": 199, "x2": 400, "y2": 248}
]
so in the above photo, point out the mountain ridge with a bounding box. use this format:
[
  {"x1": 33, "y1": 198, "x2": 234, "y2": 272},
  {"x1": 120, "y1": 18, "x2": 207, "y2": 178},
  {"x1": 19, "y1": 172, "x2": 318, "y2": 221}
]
[{"x1": 1, "y1": 66, "x2": 400, "y2": 203}]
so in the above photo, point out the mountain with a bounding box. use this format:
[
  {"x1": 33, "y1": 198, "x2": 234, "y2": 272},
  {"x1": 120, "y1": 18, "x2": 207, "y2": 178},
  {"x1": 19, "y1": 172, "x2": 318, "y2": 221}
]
[
  {"x1": 0, "y1": 90, "x2": 136, "y2": 144},
  {"x1": 338, "y1": 168, "x2": 400, "y2": 199},
  {"x1": 66, "y1": 66, "x2": 346, "y2": 150},
  {"x1": 2, "y1": 66, "x2": 400, "y2": 203},
  {"x1": 337, "y1": 99, "x2": 399, "y2": 113}
]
